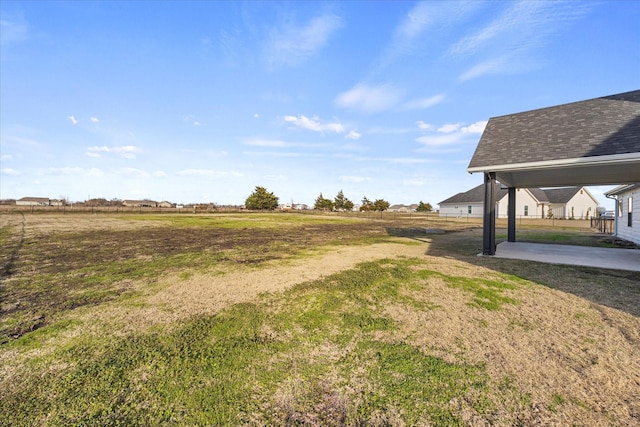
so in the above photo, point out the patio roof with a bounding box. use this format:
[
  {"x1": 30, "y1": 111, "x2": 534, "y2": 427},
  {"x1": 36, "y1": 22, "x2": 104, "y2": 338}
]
[
  {"x1": 468, "y1": 90, "x2": 640, "y2": 187},
  {"x1": 467, "y1": 90, "x2": 640, "y2": 255}
]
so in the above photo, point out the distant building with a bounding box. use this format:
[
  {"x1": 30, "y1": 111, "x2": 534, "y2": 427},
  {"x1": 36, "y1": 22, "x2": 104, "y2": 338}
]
[
  {"x1": 439, "y1": 184, "x2": 598, "y2": 219},
  {"x1": 388, "y1": 204, "x2": 418, "y2": 213},
  {"x1": 122, "y1": 200, "x2": 158, "y2": 207},
  {"x1": 16, "y1": 197, "x2": 51, "y2": 206}
]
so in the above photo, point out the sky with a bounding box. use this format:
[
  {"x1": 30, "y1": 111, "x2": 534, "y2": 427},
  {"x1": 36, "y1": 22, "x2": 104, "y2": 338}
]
[{"x1": 1, "y1": 1, "x2": 639, "y2": 208}]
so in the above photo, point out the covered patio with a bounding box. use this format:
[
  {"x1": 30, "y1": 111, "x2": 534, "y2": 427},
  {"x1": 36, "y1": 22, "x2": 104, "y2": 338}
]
[
  {"x1": 494, "y1": 241, "x2": 640, "y2": 272},
  {"x1": 467, "y1": 90, "x2": 640, "y2": 259}
]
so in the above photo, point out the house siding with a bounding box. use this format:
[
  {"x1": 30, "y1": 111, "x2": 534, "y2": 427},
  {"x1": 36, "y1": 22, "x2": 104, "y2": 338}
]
[
  {"x1": 616, "y1": 188, "x2": 640, "y2": 245},
  {"x1": 562, "y1": 189, "x2": 598, "y2": 220},
  {"x1": 439, "y1": 202, "x2": 484, "y2": 217},
  {"x1": 16, "y1": 197, "x2": 50, "y2": 206},
  {"x1": 497, "y1": 189, "x2": 542, "y2": 218}
]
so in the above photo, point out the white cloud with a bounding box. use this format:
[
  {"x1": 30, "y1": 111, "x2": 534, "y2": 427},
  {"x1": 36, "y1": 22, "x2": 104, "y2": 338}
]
[
  {"x1": 0, "y1": 17, "x2": 29, "y2": 45},
  {"x1": 402, "y1": 94, "x2": 446, "y2": 110},
  {"x1": 416, "y1": 121, "x2": 432, "y2": 131},
  {"x1": 46, "y1": 167, "x2": 104, "y2": 176},
  {"x1": 254, "y1": 113, "x2": 260, "y2": 118},
  {"x1": 1, "y1": 168, "x2": 19, "y2": 176},
  {"x1": 85, "y1": 145, "x2": 141, "y2": 159},
  {"x1": 90, "y1": 117, "x2": 100, "y2": 123},
  {"x1": 117, "y1": 168, "x2": 150, "y2": 178},
  {"x1": 459, "y1": 57, "x2": 509, "y2": 81},
  {"x1": 335, "y1": 83, "x2": 403, "y2": 114},
  {"x1": 416, "y1": 133, "x2": 465, "y2": 146},
  {"x1": 437, "y1": 123, "x2": 461, "y2": 133},
  {"x1": 346, "y1": 130, "x2": 361, "y2": 140},
  {"x1": 450, "y1": 2, "x2": 590, "y2": 80},
  {"x1": 243, "y1": 151, "x2": 302, "y2": 158},
  {"x1": 243, "y1": 138, "x2": 290, "y2": 148},
  {"x1": 68, "y1": 115, "x2": 78, "y2": 125},
  {"x1": 416, "y1": 120, "x2": 487, "y2": 146},
  {"x1": 193, "y1": 121, "x2": 202, "y2": 126},
  {"x1": 153, "y1": 171, "x2": 168, "y2": 177},
  {"x1": 284, "y1": 115, "x2": 345, "y2": 134},
  {"x1": 461, "y1": 121, "x2": 488, "y2": 134},
  {"x1": 396, "y1": 2, "x2": 433, "y2": 40},
  {"x1": 266, "y1": 13, "x2": 342, "y2": 68},
  {"x1": 0, "y1": 154, "x2": 14, "y2": 161}
]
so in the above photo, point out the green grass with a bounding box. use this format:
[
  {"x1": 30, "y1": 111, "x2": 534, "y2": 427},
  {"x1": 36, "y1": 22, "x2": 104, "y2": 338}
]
[
  {"x1": 1, "y1": 258, "x2": 510, "y2": 426},
  {"x1": 496, "y1": 229, "x2": 606, "y2": 247},
  {"x1": 417, "y1": 269, "x2": 522, "y2": 311}
]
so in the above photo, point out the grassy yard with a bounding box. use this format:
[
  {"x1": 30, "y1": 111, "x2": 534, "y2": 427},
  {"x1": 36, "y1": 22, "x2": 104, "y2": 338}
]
[{"x1": 1, "y1": 212, "x2": 639, "y2": 426}]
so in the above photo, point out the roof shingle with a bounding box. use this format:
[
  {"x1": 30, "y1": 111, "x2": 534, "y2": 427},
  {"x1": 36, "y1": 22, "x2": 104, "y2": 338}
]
[{"x1": 468, "y1": 90, "x2": 640, "y2": 169}]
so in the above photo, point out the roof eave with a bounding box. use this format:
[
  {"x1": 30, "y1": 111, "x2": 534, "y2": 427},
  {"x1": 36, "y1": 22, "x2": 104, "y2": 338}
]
[{"x1": 467, "y1": 152, "x2": 640, "y2": 174}]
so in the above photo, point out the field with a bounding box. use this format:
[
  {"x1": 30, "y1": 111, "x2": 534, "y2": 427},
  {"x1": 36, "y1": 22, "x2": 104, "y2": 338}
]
[{"x1": 1, "y1": 212, "x2": 639, "y2": 426}]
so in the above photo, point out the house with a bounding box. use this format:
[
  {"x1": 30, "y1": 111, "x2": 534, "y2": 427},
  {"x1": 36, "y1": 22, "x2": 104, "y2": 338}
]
[
  {"x1": 122, "y1": 200, "x2": 158, "y2": 207},
  {"x1": 544, "y1": 187, "x2": 599, "y2": 220},
  {"x1": 605, "y1": 183, "x2": 640, "y2": 245},
  {"x1": 16, "y1": 197, "x2": 51, "y2": 206},
  {"x1": 388, "y1": 204, "x2": 418, "y2": 213},
  {"x1": 467, "y1": 90, "x2": 640, "y2": 254},
  {"x1": 439, "y1": 184, "x2": 598, "y2": 219}
]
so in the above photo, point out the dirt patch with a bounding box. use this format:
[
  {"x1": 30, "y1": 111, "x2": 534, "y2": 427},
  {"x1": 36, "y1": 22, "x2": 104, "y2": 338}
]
[{"x1": 100, "y1": 242, "x2": 427, "y2": 331}]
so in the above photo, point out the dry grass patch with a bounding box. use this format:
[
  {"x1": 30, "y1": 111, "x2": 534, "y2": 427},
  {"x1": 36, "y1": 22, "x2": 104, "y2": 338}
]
[{"x1": 1, "y1": 213, "x2": 639, "y2": 425}]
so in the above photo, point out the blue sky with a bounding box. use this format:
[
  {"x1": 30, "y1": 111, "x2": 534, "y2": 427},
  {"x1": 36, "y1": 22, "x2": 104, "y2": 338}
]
[{"x1": 1, "y1": 1, "x2": 639, "y2": 208}]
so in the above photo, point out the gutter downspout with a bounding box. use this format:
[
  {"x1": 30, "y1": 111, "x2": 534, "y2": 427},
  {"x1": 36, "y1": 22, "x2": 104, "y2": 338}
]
[{"x1": 605, "y1": 193, "x2": 618, "y2": 237}]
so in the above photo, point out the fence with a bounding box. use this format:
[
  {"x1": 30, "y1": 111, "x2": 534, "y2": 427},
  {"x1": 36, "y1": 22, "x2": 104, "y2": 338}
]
[{"x1": 590, "y1": 217, "x2": 614, "y2": 234}]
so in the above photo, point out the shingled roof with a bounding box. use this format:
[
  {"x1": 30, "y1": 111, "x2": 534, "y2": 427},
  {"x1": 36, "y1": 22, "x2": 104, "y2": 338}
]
[
  {"x1": 467, "y1": 90, "x2": 640, "y2": 187},
  {"x1": 439, "y1": 183, "x2": 508, "y2": 205},
  {"x1": 542, "y1": 187, "x2": 582, "y2": 204},
  {"x1": 439, "y1": 184, "x2": 589, "y2": 205}
]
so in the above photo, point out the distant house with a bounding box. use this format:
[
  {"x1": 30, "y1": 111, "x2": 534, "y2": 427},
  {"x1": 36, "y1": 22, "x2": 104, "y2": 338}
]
[
  {"x1": 605, "y1": 183, "x2": 640, "y2": 245},
  {"x1": 439, "y1": 184, "x2": 598, "y2": 219},
  {"x1": 544, "y1": 187, "x2": 599, "y2": 220},
  {"x1": 388, "y1": 204, "x2": 418, "y2": 213},
  {"x1": 158, "y1": 201, "x2": 173, "y2": 208},
  {"x1": 122, "y1": 200, "x2": 158, "y2": 207},
  {"x1": 16, "y1": 197, "x2": 50, "y2": 206}
]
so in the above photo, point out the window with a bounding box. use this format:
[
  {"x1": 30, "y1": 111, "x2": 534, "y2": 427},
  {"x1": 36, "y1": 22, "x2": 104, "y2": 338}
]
[
  {"x1": 619, "y1": 200, "x2": 623, "y2": 217},
  {"x1": 468, "y1": 205, "x2": 472, "y2": 214},
  {"x1": 629, "y1": 197, "x2": 633, "y2": 227},
  {"x1": 524, "y1": 205, "x2": 529, "y2": 216}
]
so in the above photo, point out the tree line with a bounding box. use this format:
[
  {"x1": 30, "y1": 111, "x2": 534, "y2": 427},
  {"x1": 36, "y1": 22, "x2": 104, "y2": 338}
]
[{"x1": 244, "y1": 186, "x2": 432, "y2": 213}]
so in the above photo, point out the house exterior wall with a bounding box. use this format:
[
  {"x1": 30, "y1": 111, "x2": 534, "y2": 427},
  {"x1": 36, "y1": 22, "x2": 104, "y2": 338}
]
[
  {"x1": 439, "y1": 202, "x2": 484, "y2": 217},
  {"x1": 16, "y1": 198, "x2": 50, "y2": 206},
  {"x1": 616, "y1": 188, "x2": 640, "y2": 245},
  {"x1": 564, "y1": 189, "x2": 598, "y2": 220},
  {"x1": 496, "y1": 189, "x2": 542, "y2": 218},
  {"x1": 549, "y1": 205, "x2": 566, "y2": 219}
]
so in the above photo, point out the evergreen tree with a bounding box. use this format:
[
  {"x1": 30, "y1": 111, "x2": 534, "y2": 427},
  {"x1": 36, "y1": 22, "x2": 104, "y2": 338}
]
[
  {"x1": 373, "y1": 199, "x2": 390, "y2": 212},
  {"x1": 417, "y1": 201, "x2": 433, "y2": 212},
  {"x1": 344, "y1": 199, "x2": 354, "y2": 212},
  {"x1": 314, "y1": 193, "x2": 334, "y2": 211},
  {"x1": 360, "y1": 196, "x2": 373, "y2": 212},
  {"x1": 334, "y1": 190, "x2": 354, "y2": 212},
  {"x1": 245, "y1": 186, "x2": 279, "y2": 210}
]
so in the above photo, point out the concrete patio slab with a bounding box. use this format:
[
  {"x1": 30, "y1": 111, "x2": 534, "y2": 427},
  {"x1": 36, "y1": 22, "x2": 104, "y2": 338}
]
[{"x1": 493, "y1": 242, "x2": 640, "y2": 272}]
